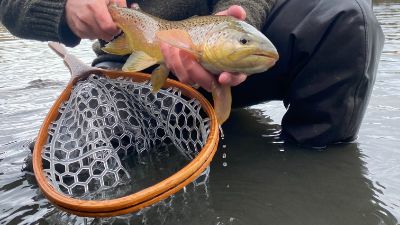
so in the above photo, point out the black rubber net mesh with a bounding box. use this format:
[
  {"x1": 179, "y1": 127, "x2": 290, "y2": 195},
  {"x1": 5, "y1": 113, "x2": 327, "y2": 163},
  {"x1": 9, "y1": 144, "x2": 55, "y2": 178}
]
[{"x1": 41, "y1": 74, "x2": 211, "y2": 199}]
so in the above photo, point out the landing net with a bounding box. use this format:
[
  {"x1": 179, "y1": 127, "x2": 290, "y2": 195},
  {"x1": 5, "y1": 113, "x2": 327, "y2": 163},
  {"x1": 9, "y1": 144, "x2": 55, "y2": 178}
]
[{"x1": 32, "y1": 43, "x2": 219, "y2": 217}]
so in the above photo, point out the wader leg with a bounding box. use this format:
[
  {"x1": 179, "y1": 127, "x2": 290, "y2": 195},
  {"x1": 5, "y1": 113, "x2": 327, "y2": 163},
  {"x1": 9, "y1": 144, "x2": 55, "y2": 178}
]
[{"x1": 230, "y1": 0, "x2": 384, "y2": 147}]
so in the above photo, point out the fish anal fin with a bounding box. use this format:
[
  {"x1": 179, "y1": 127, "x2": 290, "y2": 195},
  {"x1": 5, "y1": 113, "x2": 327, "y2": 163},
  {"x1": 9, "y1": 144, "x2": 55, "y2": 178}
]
[
  {"x1": 122, "y1": 51, "x2": 158, "y2": 72},
  {"x1": 151, "y1": 64, "x2": 170, "y2": 92},
  {"x1": 212, "y1": 83, "x2": 232, "y2": 125},
  {"x1": 156, "y1": 29, "x2": 199, "y2": 57},
  {"x1": 102, "y1": 34, "x2": 131, "y2": 55}
]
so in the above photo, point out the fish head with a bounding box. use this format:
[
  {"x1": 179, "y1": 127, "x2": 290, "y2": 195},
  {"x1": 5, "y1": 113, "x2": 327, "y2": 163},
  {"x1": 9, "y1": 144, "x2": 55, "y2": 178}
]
[{"x1": 202, "y1": 19, "x2": 279, "y2": 75}]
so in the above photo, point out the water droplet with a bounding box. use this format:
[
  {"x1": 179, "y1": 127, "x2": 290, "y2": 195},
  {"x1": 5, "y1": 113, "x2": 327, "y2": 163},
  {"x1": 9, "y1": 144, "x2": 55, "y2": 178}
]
[{"x1": 219, "y1": 126, "x2": 225, "y2": 138}]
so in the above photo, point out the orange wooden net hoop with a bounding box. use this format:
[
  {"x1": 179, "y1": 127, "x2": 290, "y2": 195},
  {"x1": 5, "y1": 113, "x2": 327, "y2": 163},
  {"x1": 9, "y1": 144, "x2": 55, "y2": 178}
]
[{"x1": 32, "y1": 42, "x2": 219, "y2": 217}]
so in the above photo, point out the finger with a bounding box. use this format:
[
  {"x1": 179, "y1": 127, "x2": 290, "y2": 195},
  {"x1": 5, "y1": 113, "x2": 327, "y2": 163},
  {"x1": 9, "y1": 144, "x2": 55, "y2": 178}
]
[
  {"x1": 72, "y1": 23, "x2": 100, "y2": 40},
  {"x1": 72, "y1": 11, "x2": 105, "y2": 40},
  {"x1": 92, "y1": 2, "x2": 120, "y2": 40},
  {"x1": 130, "y1": 3, "x2": 140, "y2": 9},
  {"x1": 215, "y1": 9, "x2": 229, "y2": 16},
  {"x1": 65, "y1": 3, "x2": 86, "y2": 38},
  {"x1": 78, "y1": 12, "x2": 114, "y2": 40},
  {"x1": 160, "y1": 43, "x2": 173, "y2": 69},
  {"x1": 230, "y1": 74, "x2": 247, "y2": 86},
  {"x1": 215, "y1": 5, "x2": 246, "y2": 20},
  {"x1": 218, "y1": 72, "x2": 247, "y2": 86},
  {"x1": 227, "y1": 5, "x2": 246, "y2": 20},
  {"x1": 161, "y1": 43, "x2": 215, "y2": 91},
  {"x1": 180, "y1": 53, "x2": 216, "y2": 92},
  {"x1": 172, "y1": 50, "x2": 197, "y2": 85},
  {"x1": 111, "y1": 0, "x2": 127, "y2": 7},
  {"x1": 162, "y1": 45, "x2": 196, "y2": 85}
]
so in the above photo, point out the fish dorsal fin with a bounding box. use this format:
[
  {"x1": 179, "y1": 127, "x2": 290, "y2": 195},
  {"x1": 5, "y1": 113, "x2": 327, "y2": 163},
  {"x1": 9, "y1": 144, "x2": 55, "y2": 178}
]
[
  {"x1": 122, "y1": 51, "x2": 158, "y2": 72},
  {"x1": 156, "y1": 29, "x2": 200, "y2": 57},
  {"x1": 102, "y1": 34, "x2": 131, "y2": 55}
]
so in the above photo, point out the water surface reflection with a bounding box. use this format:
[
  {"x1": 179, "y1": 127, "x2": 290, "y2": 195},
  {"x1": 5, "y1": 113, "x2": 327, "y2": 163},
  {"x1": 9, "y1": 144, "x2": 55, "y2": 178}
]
[
  {"x1": 207, "y1": 109, "x2": 397, "y2": 225},
  {"x1": 0, "y1": 2, "x2": 400, "y2": 224}
]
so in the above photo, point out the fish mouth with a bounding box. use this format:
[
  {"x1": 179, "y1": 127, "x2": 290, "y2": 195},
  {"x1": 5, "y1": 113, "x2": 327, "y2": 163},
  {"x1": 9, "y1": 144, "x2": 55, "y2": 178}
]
[
  {"x1": 250, "y1": 51, "x2": 279, "y2": 69},
  {"x1": 251, "y1": 51, "x2": 279, "y2": 60},
  {"x1": 244, "y1": 51, "x2": 279, "y2": 72}
]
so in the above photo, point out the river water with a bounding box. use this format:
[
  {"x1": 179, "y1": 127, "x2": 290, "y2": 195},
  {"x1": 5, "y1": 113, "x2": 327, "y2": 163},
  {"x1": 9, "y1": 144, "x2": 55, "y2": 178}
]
[{"x1": 0, "y1": 2, "x2": 399, "y2": 225}]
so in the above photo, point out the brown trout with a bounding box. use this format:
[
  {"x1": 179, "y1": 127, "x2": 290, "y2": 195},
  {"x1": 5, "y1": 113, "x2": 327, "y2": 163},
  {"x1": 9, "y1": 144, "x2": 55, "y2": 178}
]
[{"x1": 103, "y1": 4, "x2": 279, "y2": 124}]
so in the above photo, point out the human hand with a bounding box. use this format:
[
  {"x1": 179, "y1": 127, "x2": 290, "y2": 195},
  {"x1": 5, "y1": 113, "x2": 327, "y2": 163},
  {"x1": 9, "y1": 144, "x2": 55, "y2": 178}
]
[
  {"x1": 160, "y1": 5, "x2": 247, "y2": 92},
  {"x1": 65, "y1": 0, "x2": 126, "y2": 41}
]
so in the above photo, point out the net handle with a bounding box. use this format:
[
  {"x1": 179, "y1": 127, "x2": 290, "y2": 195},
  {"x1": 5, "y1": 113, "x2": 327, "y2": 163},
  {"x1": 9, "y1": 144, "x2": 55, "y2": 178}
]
[{"x1": 48, "y1": 42, "x2": 101, "y2": 80}]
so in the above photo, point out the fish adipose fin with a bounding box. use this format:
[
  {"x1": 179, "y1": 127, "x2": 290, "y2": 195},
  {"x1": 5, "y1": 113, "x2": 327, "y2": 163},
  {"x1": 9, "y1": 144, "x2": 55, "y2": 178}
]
[
  {"x1": 156, "y1": 29, "x2": 200, "y2": 58},
  {"x1": 211, "y1": 82, "x2": 232, "y2": 125},
  {"x1": 122, "y1": 51, "x2": 158, "y2": 72},
  {"x1": 151, "y1": 64, "x2": 170, "y2": 92},
  {"x1": 102, "y1": 34, "x2": 131, "y2": 55}
]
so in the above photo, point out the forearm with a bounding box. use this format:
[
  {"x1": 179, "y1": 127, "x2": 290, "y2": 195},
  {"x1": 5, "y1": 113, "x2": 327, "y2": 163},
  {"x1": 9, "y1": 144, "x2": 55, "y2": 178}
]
[
  {"x1": 212, "y1": 0, "x2": 277, "y2": 30},
  {"x1": 0, "y1": 0, "x2": 80, "y2": 46}
]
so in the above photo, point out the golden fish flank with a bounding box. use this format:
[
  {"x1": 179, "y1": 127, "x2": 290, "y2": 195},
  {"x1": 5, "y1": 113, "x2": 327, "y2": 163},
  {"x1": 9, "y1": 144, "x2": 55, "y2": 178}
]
[{"x1": 103, "y1": 4, "x2": 279, "y2": 124}]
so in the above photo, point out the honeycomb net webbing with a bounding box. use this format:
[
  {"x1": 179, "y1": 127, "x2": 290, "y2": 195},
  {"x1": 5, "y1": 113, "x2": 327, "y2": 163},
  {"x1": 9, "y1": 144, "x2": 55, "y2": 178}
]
[{"x1": 41, "y1": 74, "x2": 211, "y2": 199}]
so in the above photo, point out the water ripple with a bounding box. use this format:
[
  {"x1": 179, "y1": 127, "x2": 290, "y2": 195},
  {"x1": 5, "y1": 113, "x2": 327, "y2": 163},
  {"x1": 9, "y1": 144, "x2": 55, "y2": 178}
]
[{"x1": 1, "y1": 3, "x2": 400, "y2": 224}]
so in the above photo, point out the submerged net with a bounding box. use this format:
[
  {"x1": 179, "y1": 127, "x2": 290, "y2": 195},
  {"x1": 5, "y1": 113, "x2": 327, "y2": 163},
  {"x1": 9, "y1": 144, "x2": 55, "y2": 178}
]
[{"x1": 41, "y1": 74, "x2": 211, "y2": 199}]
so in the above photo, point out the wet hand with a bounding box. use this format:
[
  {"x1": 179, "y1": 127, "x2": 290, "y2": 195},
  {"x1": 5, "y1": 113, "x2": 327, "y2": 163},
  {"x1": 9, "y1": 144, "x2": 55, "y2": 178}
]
[
  {"x1": 160, "y1": 5, "x2": 247, "y2": 92},
  {"x1": 65, "y1": 0, "x2": 126, "y2": 41}
]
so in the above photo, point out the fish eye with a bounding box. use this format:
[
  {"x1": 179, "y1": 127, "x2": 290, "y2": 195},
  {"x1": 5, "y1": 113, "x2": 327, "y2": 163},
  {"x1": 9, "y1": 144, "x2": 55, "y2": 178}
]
[{"x1": 239, "y1": 38, "x2": 249, "y2": 45}]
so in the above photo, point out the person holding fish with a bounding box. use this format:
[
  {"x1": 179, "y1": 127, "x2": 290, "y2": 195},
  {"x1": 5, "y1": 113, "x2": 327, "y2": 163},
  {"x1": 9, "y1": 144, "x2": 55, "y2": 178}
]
[{"x1": 0, "y1": 0, "x2": 384, "y2": 147}]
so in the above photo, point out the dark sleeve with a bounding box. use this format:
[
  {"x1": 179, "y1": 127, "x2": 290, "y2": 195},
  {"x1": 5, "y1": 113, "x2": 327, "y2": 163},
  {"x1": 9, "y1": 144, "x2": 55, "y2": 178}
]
[
  {"x1": 211, "y1": 0, "x2": 277, "y2": 30},
  {"x1": 0, "y1": 0, "x2": 80, "y2": 47}
]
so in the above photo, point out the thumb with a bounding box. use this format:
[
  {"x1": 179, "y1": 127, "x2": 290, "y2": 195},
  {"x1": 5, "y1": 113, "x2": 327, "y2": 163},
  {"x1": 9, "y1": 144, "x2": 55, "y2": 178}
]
[
  {"x1": 215, "y1": 5, "x2": 246, "y2": 20},
  {"x1": 110, "y1": 0, "x2": 127, "y2": 7}
]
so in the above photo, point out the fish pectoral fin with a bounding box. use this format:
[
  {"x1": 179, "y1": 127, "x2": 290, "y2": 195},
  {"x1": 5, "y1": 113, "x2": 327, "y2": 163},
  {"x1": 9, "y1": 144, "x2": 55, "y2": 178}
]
[
  {"x1": 102, "y1": 34, "x2": 131, "y2": 55},
  {"x1": 151, "y1": 64, "x2": 170, "y2": 92},
  {"x1": 122, "y1": 51, "x2": 158, "y2": 72},
  {"x1": 156, "y1": 29, "x2": 200, "y2": 57},
  {"x1": 211, "y1": 82, "x2": 232, "y2": 125}
]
